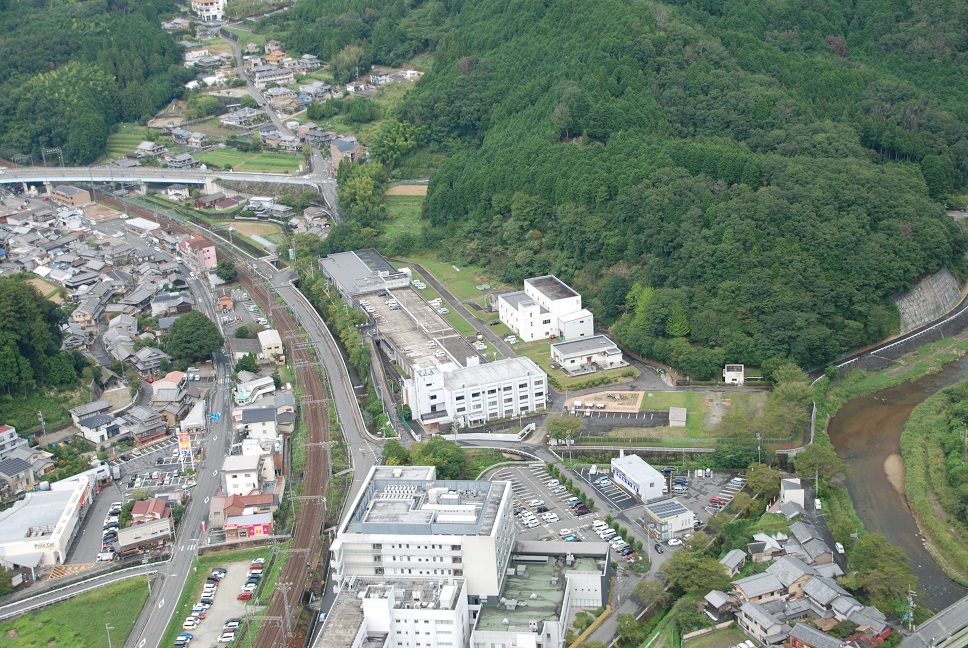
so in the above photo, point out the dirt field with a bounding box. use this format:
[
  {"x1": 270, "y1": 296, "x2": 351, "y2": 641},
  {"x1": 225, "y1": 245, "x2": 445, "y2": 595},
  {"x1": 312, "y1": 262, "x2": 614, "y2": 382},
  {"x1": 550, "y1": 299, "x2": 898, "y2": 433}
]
[
  {"x1": 27, "y1": 278, "x2": 64, "y2": 303},
  {"x1": 386, "y1": 184, "x2": 428, "y2": 196},
  {"x1": 230, "y1": 221, "x2": 282, "y2": 237},
  {"x1": 565, "y1": 391, "x2": 643, "y2": 412},
  {"x1": 86, "y1": 204, "x2": 123, "y2": 220}
]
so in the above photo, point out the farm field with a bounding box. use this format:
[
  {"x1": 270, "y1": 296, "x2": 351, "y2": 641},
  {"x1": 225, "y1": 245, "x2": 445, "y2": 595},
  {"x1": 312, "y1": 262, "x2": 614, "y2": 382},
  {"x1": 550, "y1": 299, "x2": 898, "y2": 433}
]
[
  {"x1": 27, "y1": 277, "x2": 63, "y2": 302},
  {"x1": 0, "y1": 577, "x2": 150, "y2": 648},
  {"x1": 196, "y1": 149, "x2": 303, "y2": 173},
  {"x1": 230, "y1": 221, "x2": 283, "y2": 238},
  {"x1": 105, "y1": 124, "x2": 154, "y2": 160}
]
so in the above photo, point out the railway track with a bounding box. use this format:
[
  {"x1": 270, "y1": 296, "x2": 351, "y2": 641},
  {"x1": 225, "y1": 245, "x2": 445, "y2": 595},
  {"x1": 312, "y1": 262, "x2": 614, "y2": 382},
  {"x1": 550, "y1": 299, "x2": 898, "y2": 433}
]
[{"x1": 97, "y1": 193, "x2": 330, "y2": 646}]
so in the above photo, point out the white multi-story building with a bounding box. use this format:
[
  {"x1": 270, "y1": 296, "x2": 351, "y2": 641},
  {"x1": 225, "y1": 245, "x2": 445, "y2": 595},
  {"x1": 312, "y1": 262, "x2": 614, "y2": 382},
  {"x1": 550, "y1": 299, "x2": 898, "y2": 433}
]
[
  {"x1": 330, "y1": 466, "x2": 515, "y2": 601},
  {"x1": 497, "y1": 275, "x2": 594, "y2": 342},
  {"x1": 191, "y1": 0, "x2": 225, "y2": 21},
  {"x1": 0, "y1": 425, "x2": 27, "y2": 462},
  {"x1": 313, "y1": 577, "x2": 470, "y2": 648},
  {"x1": 220, "y1": 454, "x2": 264, "y2": 496},
  {"x1": 403, "y1": 357, "x2": 547, "y2": 428}
]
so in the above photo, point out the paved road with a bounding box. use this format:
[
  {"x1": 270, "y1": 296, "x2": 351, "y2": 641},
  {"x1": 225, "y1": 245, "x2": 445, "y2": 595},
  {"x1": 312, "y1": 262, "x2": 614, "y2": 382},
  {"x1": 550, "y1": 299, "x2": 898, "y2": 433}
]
[
  {"x1": 0, "y1": 166, "x2": 326, "y2": 189},
  {"x1": 125, "y1": 278, "x2": 235, "y2": 648}
]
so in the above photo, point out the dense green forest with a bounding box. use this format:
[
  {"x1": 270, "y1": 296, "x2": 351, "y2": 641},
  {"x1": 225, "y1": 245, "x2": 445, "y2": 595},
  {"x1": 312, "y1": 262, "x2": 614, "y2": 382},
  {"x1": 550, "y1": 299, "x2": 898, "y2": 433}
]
[
  {"x1": 0, "y1": 0, "x2": 192, "y2": 164},
  {"x1": 0, "y1": 276, "x2": 91, "y2": 392},
  {"x1": 273, "y1": 0, "x2": 968, "y2": 373}
]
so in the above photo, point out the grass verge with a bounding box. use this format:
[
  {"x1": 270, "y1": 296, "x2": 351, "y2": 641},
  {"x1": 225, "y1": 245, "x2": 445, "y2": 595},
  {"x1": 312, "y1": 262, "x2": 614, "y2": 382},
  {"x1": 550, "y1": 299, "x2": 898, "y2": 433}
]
[
  {"x1": 901, "y1": 381, "x2": 968, "y2": 585},
  {"x1": 0, "y1": 576, "x2": 151, "y2": 647},
  {"x1": 0, "y1": 388, "x2": 87, "y2": 434}
]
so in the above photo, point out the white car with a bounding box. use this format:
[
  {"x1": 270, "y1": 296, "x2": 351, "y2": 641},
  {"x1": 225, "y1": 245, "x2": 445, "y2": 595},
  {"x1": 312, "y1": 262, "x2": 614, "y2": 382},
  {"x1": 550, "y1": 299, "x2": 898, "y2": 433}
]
[
  {"x1": 551, "y1": 486, "x2": 567, "y2": 494},
  {"x1": 438, "y1": 308, "x2": 449, "y2": 314},
  {"x1": 667, "y1": 538, "x2": 683, "y2": 546},
  {"x1": 558, "y1": 528, "x2": 573, "y2": 537},
  {"x1": 527, "y1": 499, "x2": 544, "y2": 507},
  {"x1": 525, "y1": 520, "x2": 539, "y2": 529},
  {"x1": 542, "y1": 513, "x2": 559, "y2": 523},
  {"x1": 217, "y1": 632, "x2": 236, "y2": 642}
]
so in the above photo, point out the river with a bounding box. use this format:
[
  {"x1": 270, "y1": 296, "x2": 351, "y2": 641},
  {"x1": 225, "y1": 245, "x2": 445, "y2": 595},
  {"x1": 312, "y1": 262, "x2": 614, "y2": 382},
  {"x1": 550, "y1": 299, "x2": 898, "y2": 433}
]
[{"x1": 828, "y1": 357, "x2": 968, "y2": 612}]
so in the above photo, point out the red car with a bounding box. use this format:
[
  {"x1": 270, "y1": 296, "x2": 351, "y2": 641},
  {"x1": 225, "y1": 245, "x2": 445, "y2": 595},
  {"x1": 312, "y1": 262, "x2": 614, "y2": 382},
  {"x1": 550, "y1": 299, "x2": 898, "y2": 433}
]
[
  {"x1": 710, "y1": 497, "x2": 725, "y2": 505},
  {"x1": 237, "y1": 591, "x2": 253, "y2": 601}
]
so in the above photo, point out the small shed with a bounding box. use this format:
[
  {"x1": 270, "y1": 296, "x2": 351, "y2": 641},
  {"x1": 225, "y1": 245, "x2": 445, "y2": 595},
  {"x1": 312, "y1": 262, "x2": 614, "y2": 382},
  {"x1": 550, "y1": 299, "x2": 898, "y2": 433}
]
[{"x1": 669, "y1": 407, "x2": 687, "y2": 428}]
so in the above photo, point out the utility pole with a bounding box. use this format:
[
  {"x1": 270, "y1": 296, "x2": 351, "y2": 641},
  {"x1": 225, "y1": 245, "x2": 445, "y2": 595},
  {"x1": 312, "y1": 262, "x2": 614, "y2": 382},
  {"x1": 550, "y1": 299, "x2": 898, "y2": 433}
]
[
  {"x1": 756, "y1": 433, "x2": 762, "y2": 464},
  {"x1": 907, "y1": 590, "x2": 917, "y2": 631},
  {"x1": 37, "y1": 411, "x2": 47, "y2": 447}
]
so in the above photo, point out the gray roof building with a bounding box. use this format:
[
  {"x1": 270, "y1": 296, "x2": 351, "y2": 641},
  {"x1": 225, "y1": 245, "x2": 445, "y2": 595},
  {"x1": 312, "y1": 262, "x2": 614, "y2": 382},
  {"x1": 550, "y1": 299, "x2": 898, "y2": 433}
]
[{"x1": 788, "y1": 623, "x2": 843, "y2": 648}]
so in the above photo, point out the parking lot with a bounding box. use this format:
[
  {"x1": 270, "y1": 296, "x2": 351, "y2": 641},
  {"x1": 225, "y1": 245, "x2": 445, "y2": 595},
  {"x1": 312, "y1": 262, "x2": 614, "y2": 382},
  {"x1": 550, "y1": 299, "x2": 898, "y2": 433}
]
[
  {"x1": 574, "y1": 467, "x2": 639, "y2": 511},
  {"x1": 219, "y1": 291, "x2": 268, "y2": 335},
  {"x1": 180, "y1": 559, "x2": 255, "y2": 646}
]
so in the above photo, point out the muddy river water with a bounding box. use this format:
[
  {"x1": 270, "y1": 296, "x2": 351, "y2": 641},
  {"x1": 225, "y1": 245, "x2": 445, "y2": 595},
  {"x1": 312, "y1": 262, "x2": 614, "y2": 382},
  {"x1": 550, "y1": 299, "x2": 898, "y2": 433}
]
[{"x1": 828, "y1": 358, "x2": 968, "y2": 612}]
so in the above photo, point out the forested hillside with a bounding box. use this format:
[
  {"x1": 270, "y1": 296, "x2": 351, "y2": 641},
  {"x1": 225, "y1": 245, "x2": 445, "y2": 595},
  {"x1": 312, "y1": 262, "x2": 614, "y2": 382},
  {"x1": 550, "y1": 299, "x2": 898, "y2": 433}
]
[
  {"x1": 272, "y1": 0, "x2": 968, "y2": 374},
  {"x1": 0, "y1": 0, "x2": 192, "y2": 164}
]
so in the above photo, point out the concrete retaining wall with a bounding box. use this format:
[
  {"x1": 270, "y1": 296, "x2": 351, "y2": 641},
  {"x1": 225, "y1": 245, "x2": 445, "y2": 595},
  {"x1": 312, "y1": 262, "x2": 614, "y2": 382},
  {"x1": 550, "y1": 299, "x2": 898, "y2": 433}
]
[{"x1": 894, "y1": 268, "x2": 962, "y2": 333}]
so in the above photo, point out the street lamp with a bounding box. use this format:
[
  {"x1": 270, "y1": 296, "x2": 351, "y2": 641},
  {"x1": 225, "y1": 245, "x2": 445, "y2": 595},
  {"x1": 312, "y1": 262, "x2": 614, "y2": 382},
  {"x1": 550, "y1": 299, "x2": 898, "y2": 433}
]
[{"x1": 106, "y1": 624, "x2": 115, "y2": 648}]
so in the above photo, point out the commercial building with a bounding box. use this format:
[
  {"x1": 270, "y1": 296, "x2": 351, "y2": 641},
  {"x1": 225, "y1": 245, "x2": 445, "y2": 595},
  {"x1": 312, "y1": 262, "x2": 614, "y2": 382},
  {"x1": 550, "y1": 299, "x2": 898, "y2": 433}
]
[
  {"x1": 223, "y1": 512, "x2": 272, "y2": 539},
  {"x1": 497, "y1": 275, "x2": 594, "y2": 342},
  {"x1": 117, "y1": 517, "x2": 174, "y2": 557},
  {"x1": 48, "y1": 185, "x2": 92, "y2": 207},
  {"x1": 404, "y1": 357, "x2": 547, "y2": 428},
  {"x1": 314, "y1": 577, "x2": 470, "y2": 648},
  {"x1": 319, "y1": 248, "x2": 411, "y2": 300},
  {"x1": 330, "y1": 466, "x2": 515, "y2": 601},
  {"x1": 179, "y1": 235, "x2": 217, "y2": 273},
  {"x1": 234, "y1": 374, "x2": 276, "y2": 405},
  {"x1": 124, "y1": 217, "x2": 161, "y2": 236},
  {"x1": 642, "y1": 498, "x2": 696, "y2": 541},
  {"x1": 0, "y1": 476, "x2": 92, "y2": 573},
  {"x1": 550, "y1": 335, "x2": 627, "y2": 375},
  {"x1": 610, "y1": 454, "x2": 666, "y2": 501}
]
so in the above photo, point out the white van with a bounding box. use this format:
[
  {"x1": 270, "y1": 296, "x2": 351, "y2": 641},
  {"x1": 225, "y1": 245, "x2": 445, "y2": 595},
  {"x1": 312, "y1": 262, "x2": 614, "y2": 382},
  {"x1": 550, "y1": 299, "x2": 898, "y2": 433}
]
[{"x1": 592, "y1": 520, "x2": 608, "y2": 529}]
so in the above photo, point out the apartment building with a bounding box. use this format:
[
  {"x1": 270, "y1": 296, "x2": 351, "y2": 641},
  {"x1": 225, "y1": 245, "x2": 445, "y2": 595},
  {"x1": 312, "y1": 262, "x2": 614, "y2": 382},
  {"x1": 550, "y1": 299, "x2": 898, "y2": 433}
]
[
  {"x1": 0, "y1": 425, "x2": 28, "y2": 462},
  {"x1": 330, "y1": 466, "x2": 515, "y2": 601},
  {"x1": 221, "y1": 454, "x2": 265, "y2": 496},
  {"x1": 191, "y1": 0, "x2": 225, "y2": 21},
  {"x1": 251, "y1": 65, "x2": 295, "y2": 89},
  {"x1": 179, "y1": 235, "x2": 217, "y2": 273}
]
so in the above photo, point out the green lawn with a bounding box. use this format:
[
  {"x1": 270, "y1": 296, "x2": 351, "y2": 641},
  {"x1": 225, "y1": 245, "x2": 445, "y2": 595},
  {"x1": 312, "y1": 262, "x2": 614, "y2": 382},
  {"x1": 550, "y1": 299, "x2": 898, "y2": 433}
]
[
  {"x1": 392, "y1": 150, "x2": 447, "y2": 179},
  {"x1": 683, "y1": 626, "x2": 748, "y2": 648},
  {"x1": 160, "y1": 547, "x2": 273, "y2": 648},
  {"x1": 196, "y1": 150, "x2": 303, "y2": 173},
  {"x1": 225, "y1": 27, "x2": 266, "y2": 46},
  {"x1": 400, "y1": 255, "x2": 511, "y2": 304},
  {"x1": 0, "y1": 388, "x2": 87, "y2": 434},
  {"x1": 383, "y1": 194, "x2": 425, "y2": 235},
  {"x1": 0, "y1": 576, "x2": 151, "y2": 648}
]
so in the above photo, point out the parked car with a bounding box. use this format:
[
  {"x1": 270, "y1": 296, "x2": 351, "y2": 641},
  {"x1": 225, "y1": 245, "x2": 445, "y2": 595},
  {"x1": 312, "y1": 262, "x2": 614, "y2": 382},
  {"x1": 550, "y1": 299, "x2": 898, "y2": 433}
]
[
  {"x1": 654, "y1": 543, "x2": 665, "y2": 554},
  {"x1": 237, "y1": 591, "x2": 253, "y2": 601},
  {"x1": 535, "y1": 505, "x2": 549, "y2": 513},
  {"x1": 182, "y1": 617, "x2": 199, "y2": 630},
  {"x1": 667, "y1": 538, "x2": 683, "y2": 546}
]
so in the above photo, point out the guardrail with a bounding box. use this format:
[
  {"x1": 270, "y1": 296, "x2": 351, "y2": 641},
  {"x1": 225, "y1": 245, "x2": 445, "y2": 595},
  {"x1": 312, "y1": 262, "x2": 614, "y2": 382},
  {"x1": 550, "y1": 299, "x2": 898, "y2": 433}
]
[{"x1": 0, "y1": 562, "x2": 165, "y2": 621}]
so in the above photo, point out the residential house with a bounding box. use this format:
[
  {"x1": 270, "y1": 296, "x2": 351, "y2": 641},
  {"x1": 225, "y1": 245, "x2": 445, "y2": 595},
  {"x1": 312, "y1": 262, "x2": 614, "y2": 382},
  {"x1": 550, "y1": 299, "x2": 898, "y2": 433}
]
[
  {"x1": 0, "y1": 458, "x2": 34, "y2": 494},
  {"x1": 370, "y1": 71, "x2": 390, "y2": 85},
  {"x1": 48, "y1": 185, "x2": 92, "y2": 207},
  {"x1": 196, "y1": 192, "x2": 225, "y2": 210},
  {"x1": 131, "y1": 347, "x2": 170, "y2": 374},
  {"x1": 6, "y1": 446, "x2": 55, "y2": 480},
  {"x1": 131, "y1": 498, "x2": 171, "y2": 525},
  {"x1": 703, "y1": 590, "x2": 736, "y2": 622},
  {"x1": 789, "y1": 522, "x2": 834, "y2": 566},
  {"x1": 124, "y1": 406, "x2": 167, "y2": 445},
  {"x1": 151, "y1": 387, "x2": 191, "y2": 425},
  {"x1": 165, "y1": 154, "x2": 198, "y2": 170},
  {"x1": 733, "y1": 572, "x2": 786, "y2": 604},
  {"x1": 77, "y1": 414, "x2": 122, "y2": 444},
  {"x1": 264, "y1": 87, "x2": 296, "y2": 102},
  {"x1": 330, "y1": 134, "x2": 360, "y2": 166},
  {"x1": 788, "y1": 624, "x2": 845, "y2": 648},
  {"x1": 150, "y1": 292, "x2": 195, "y2": 318},
  {"x1": 240, "y1": 407, "x2": 277, "y2": 443},
  {"x1": 767, "y1": 556, "x2": 817, "y2": 599},
  {"x1": 748, "y1": 532, "x2": 789, "y2": 563},
  {"x1": 165, "y1": 184, "x2": 191, "y2": 201},
  {"x1": 781, "y1": 478, "x2": 806, "y2": 508},
  {"x1": 220, "y1": 107, "x2": 266, "y2": 128},
  {"x1": 0, "y1": 425, "x2": 28, "y2": 462},
  {"x1": 220, "y1": 454, "x2": 265, "y2": 496},
  {"x1": 71, "y1": 295, "x2": 105, "y2": 330},
  {"x1": 69, "y1": 400, "x2": 112, "y2": 426},
  {"x1": 135, "y1": 141, "x2": 169, "y2": 158},
  {"x1": 721, "y1": 549, "x2": 747, "y2": 577},
  {"x1": 264, "y1": 40, "x2": 283, "y2": 54},
  {"x1": 208, "y1": 493, "x2": 277, "y2": 529},
  {"x1": 300, "y1": 81, "x2": 331, "y2": 98},
  {"x1": 801, "y1": 577, "x2": 861, "y2": 622},
  {"x1": 737, "y1": 602, "x2": 791, "y2": 647}
]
